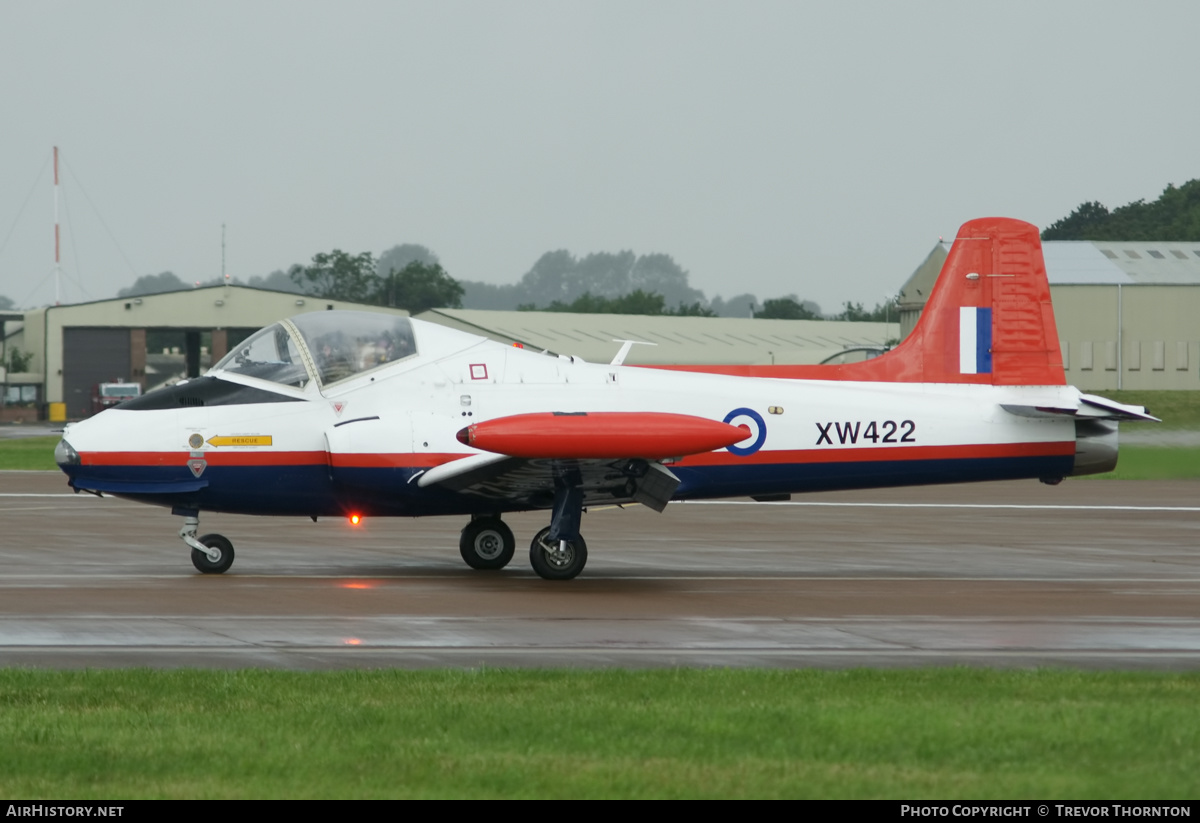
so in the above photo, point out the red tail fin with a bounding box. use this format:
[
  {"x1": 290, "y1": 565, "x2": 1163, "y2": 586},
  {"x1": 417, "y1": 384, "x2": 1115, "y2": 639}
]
[{"x1": 652, "y1": 217, "x2": 1066, "y2": 386}]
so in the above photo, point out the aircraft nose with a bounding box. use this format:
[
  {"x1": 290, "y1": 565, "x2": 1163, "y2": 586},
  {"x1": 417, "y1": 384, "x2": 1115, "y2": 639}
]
[{"x1": 54, "y1": 437, "x2": 80, "y2": 467}]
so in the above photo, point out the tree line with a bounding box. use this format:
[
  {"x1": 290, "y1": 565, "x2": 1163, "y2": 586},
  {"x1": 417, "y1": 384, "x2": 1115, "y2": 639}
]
[
  {"x1": 6, "y1": 177, "x2": 1198, "y2": 313},
  {"x1": 1042, "y1": 179, "x2": 1200, "y2": 241},
  {"x1": 106, "y1": 243, "x2": 896, "y2": 321}
]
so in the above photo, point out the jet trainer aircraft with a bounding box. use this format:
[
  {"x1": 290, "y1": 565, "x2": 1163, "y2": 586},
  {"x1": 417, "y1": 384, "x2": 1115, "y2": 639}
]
[{"x1": 56, "y1": 218, "x2": 1156, "y2": 579}]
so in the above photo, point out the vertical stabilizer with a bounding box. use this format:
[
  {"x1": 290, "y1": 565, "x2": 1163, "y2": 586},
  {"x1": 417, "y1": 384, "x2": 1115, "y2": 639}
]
[
  {"x1": 649, "y1": 217, "x2": 1066, "y2": 386},
  {"x1": 892, "y1": 216, "x2": 1065, "y2": 385}
]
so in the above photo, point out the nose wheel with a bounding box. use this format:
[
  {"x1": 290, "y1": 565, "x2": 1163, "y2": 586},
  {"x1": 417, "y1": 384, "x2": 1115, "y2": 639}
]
[
  {"x1": 190, "y1": 534, "x2": 235, "y2": 574},
  {"x1": 459, "y1": 517, "x2": 516, "y2": 570},
  {"x1": 179, "y1": 514, "x2": 235, "y2": 574},
  {"x1": 529, "y1": 526, "x2": 587, "y2": 580}
]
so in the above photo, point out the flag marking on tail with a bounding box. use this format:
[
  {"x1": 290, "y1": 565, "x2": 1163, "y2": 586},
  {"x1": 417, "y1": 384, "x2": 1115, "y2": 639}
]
[{"x1": 959, "y1": 307, "x2": 993, "y2": 375}]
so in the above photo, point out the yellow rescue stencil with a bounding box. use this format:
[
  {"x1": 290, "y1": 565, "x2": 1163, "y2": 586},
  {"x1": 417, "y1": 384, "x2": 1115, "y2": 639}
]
[{"x1": 206, "y1": 435, "x2": 274, "y2": 447}]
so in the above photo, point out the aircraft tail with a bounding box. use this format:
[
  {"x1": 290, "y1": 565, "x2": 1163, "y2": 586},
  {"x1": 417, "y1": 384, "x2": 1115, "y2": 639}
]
[
  {"x1": 864, "y1": 216, "x2": 1066, "y2": 385},
  {"x1": 650, "y1": 216, "x2": 1066, "y2": 386}
]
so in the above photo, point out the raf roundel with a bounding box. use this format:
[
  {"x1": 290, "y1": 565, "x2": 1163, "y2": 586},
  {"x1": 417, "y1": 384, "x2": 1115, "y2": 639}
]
[{"x1": 722, "y1": 407, "x2": 767, "y2": 456}]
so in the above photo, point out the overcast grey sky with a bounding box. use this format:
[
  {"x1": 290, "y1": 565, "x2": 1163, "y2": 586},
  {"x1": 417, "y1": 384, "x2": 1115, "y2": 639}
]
[{"x1": 2, "y1": 0, "x2": 1197, "y2": 312}]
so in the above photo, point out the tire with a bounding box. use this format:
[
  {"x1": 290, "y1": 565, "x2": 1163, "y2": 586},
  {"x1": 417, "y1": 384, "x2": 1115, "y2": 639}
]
[
  {"x1": 191, "y1": 533, "x2": 235, "y2": 574},
  {"x1": 529, "y1": 526, "x2": 587, "y2": 581},
  {"x1": 459, "y1": 518, "x2": 516, "y2": 570}
]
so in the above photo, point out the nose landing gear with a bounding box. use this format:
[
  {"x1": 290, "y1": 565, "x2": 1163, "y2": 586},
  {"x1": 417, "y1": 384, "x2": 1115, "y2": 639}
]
[{"x1": 178, "y1": 513, "x2": 235, "y2": 574}]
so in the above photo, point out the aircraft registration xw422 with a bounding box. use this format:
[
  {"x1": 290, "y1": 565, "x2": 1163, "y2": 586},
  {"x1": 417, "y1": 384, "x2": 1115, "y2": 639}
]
[{"x1": 56, "y1": 217, "x2": 1156, "y2": 580}]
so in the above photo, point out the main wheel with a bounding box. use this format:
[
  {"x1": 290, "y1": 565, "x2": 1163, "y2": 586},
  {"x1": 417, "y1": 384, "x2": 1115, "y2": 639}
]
[
  {"x1": 191, "y1": 533, "x2": 235, "y2": 574},
  {"x1": 529, "y1": 526, "x2": 588, "y2": 580},
  {"x1": 459, "y1": 518, "x2": 516, "y2": 570}
]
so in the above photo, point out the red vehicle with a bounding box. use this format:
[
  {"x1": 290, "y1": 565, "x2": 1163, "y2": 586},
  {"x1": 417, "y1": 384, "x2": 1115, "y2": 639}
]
[{"x1": 91, "y1": 381, "x2": 141, "y2": 415}]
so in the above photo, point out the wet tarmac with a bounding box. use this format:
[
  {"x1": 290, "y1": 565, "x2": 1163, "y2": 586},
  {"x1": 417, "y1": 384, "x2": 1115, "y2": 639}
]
[{"x1": 1, "y1": 470, "x2": 1198, "y2": 669}]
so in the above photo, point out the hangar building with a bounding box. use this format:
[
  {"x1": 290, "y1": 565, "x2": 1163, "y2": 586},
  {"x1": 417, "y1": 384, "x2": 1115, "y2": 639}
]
[
  {"x1": 901, "y1": 240, "x2": 1200, "y2": 391},
  {"x1": 416, "y1": 308, "x2": 898, "y2": 367}
]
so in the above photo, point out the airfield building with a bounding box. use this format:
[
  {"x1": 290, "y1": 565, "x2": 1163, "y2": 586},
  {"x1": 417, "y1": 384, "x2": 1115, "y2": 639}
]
[{"x1": 901, "y1": 239, "x2": 1200, "y2": 391}]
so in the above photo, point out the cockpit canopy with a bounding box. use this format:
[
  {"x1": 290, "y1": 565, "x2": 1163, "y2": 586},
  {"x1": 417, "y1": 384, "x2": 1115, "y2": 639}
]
[{"x1": 212, "y1": 312, "x2": 417, "y2": 388}]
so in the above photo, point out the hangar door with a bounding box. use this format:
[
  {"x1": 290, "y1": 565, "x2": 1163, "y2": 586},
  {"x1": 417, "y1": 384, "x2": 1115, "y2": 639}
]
[{"x1": 63, "y1": 328, "x2": 132, "y2": 419}]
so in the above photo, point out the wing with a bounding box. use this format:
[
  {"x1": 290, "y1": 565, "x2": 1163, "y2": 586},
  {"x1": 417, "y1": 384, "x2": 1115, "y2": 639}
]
[
  {"x1": 417, "y1": 411, "x2": 748, "y2": 512},
  {"x1": 418, "y1": 451, "x2": 682, "y2": 512}
]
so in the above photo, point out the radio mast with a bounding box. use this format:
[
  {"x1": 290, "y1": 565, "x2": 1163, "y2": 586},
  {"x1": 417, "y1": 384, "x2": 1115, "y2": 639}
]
[{"x1": 53, "y1": 146, "x2": 62, "y2": 305}]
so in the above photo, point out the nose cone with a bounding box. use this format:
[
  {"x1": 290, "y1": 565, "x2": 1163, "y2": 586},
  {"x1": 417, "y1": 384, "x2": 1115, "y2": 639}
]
[{"x1": 55, "y1": 436, "x2": 80, "y2": 468}]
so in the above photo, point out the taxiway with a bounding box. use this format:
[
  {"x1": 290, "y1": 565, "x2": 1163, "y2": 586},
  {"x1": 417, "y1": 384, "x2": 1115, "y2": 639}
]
[{"x1": 1, "y1": 470, "x2": 1197, "y2": 669}]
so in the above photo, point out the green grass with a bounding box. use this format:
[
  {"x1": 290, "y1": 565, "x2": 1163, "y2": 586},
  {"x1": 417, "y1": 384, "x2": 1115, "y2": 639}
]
[
  {"x1": 1091, "y1": 445, "x2": 1200, "y2": 479},
  {"x1": 0, "y1": 435, "x2": 59, "y2": 470},
  {"x1": 0, "y1": 668, "x2": 1197, "y2": 799},
  {"x1": 1101, "y1": 390, "x2": 1200, "y2": 430}
]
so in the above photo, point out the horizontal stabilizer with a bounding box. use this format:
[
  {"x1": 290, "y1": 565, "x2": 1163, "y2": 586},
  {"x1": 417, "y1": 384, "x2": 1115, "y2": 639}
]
[
  {"x1": 457, "y1": 412, "x2": 748, "y2": 459},
  {"x1": 1001, "y1": 393, "x2": 1159, "y2": 422},
  {"x1": 1078, "y1": 394, "x2": 1160, "y2": 422}
]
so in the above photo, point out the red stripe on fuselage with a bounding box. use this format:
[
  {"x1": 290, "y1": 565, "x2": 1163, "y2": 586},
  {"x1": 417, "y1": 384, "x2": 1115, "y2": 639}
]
[
  {"x1": 78, "y1": 451, "x2": 474, "y2": 468},
  {"x1": 78, "y1": 441, "x2": 1072, "y2": 469}
]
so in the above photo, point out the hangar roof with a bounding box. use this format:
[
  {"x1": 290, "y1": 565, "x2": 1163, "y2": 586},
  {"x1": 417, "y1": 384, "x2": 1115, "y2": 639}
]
[
  {"x1": 914, "y1": 239, "x2": 1200, "y2": 289},
  {"x1": 417, "y1": 308, "x2": 899, "y2": 366}
]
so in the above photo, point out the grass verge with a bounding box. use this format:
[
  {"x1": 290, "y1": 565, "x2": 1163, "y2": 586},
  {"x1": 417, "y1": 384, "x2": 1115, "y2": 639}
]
[
  {"x1": 1088, "y1": 445, "x2": 1200, "y2": 480},
  {"x1": 0, "y1": 435, "x2": 59, "y2": 470},
  {"x1": 1098, "y1": 391, "x2": 1200, "y2": 430},
  {"x1": 1, "y1": 668, "x2": 1197, "y2": 799}
]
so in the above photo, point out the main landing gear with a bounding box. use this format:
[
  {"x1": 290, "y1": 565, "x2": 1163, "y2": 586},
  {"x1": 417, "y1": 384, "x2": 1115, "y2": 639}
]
[
  {"x1": 458, "y1": 517, "x2": 589, "y2": 580},
  {"x1": 178, "y1": 513, "x2": 235, "y2": 574},
  {"x1": 460, "y1": 483, "x2": 591, "y2": 580},
  {"x1": 459, "y1": 517, "x2": 516, "y2": 570},
  {"x1": 529, "y1": 527, "x2": 588, "y2": 581}
]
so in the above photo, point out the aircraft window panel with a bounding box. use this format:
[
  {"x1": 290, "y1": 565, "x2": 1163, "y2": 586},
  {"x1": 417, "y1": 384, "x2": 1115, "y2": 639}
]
[
  {"x1": 212, "y1": 323, "x2": 310, "y2": 387},
  {"x1": 289, "y1": 312, "x2": 418, "y2": 386},
  {"x1": 1101, "y1": 250, "x2": 1119, "y2": 259},
  {"x1": 1148, "y1": 250, "x2": 1165, "y2": 259},
  {"x1": 1171, "y1": 250, "x2": 1187, "y2": 260}
]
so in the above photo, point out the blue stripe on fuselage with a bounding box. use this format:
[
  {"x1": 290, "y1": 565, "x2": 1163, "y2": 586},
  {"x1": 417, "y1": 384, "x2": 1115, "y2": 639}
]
[{"x1": 64, "y1": 452, "x2": 1073, "y2": 516}]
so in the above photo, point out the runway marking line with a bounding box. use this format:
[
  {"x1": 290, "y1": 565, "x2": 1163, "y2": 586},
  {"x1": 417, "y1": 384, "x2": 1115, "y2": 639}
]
[
  {"x1": 4, "y1": 494, "x2": 1200, "y2": 513},
  {"x1": 683, "y1": 501, "x2": 1200, "y2": 512},
  {"x1": 1, "y1": 574, "x2": 1197, "y2": 584}
]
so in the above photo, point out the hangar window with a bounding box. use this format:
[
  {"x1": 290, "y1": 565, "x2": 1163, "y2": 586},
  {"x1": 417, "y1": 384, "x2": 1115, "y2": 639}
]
[
  {"x1": 1101, "y1": 250, "x2": 1118, "y2": 259},
  {"x1": 1124, "y1": 250, "x2": 1141, "y2": 259},
  {"x1": 1172, "y1": 250, "x2": 1188, "y2": 259},
  {"x1": 1148, "y1": 250, "x2": 1165, "y2": 259}
]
